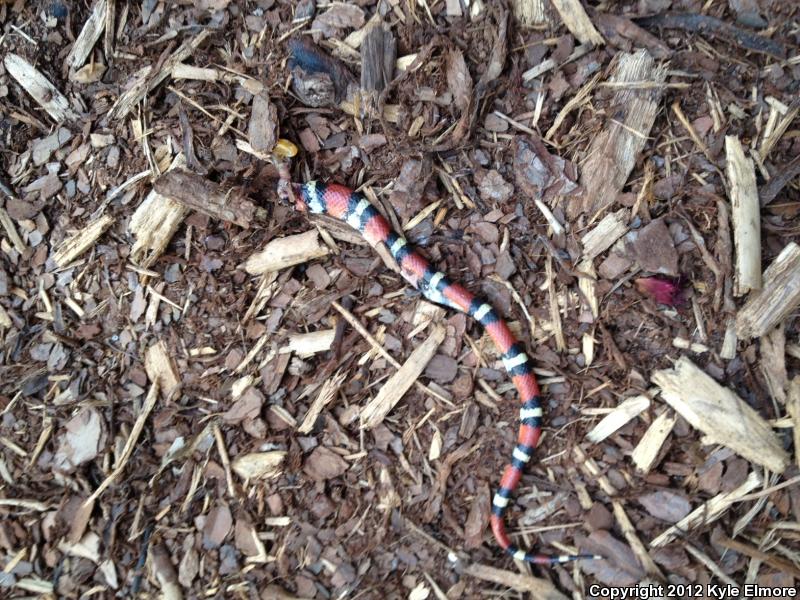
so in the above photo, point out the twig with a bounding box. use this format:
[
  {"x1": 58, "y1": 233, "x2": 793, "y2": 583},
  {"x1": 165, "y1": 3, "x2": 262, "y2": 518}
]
[{"x1": 635, "y1": 12, "x2": 786, "y2": 59}]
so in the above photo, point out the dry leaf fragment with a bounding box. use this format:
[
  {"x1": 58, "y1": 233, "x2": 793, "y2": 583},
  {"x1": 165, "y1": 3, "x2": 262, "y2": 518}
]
[
  {"x1": 634, "y1": 276, "x2": 684, "y2": 306},
  {"x1": 71, "y1": 62, "x2": 107, "y2": 83},
  {"x1": 53, "y1": 408, "x2": 104, "y2": 473},
  {"x1": 446, "y1": 48, "x2": 473, "y2": 112}
]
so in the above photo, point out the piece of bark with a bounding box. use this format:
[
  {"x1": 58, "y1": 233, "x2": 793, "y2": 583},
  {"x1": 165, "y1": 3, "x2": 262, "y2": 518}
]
[
  {"x1": 248, "y1": 92, "x2": 278, "y2": 154},
  {"x1": 736, "y1": 242, "x2": 800, "y2": 339},
  {"x1": 578, "y1": 258, "x2": 598, "y2": 319},
  {"x1": 634, "y1": 12, "x2": 786, "y2": 59},
  {"x1": 625, "y1": 218, "x2": 679, "y2": 276},
  {"x1": 760, "y1": 154, "x2": 800, "y2": 207},
  {"x1": 360, "y1": 325, "x2": 445, "y2": 429},
  {"x1": 572, "y1": 50, "x2": 666, "y2": 219},
  {"x1": 360, "y1": 21, "x2": 395, "y2": 94},
  {"x1": 303, "y1": 446, "x2": 348, "y2": 481},
  {"x1": 108, "y1": 29, "x2": 211, "y2": 121},
  {"x1": 549, "y1": 0, "x2": 604, "y2": 45},
  {"x1": 129, "y1": 155, "x2": 188, "y2": 267},
  {"x1": 50, "y1": 215, "x2": 114, "y2": 268},
  {"x1": 244, "y1": 230, "x2": 330, "y2": 275},
  {"x1": 650, "y1": 471, "x2": 761, "y2": 547},
  {"x1": 522, "y1": 42, "x2": 593, "y2": 82},
  {"x1": 65, "y1": 0, "x2": 107, "y2": 70},
  {"x1": 288, "y1": 37, "x2": 357, "y2": 107},
  {"x1": 463, "y1": 483, "x2": 491, "y2": 549},
  {"x1": 436, "y1": 10, "x2": 508, "y2": 152},
  {"x1": 154, "y1": 170, "x2": 264, "y2": 228},
  {"x1": 4, "y1": 53, "x2": 78, "y2": 122},
  {"x1": 652, "y1": 357, "x2": 789, "y2": 473},
  {"x1": 591, "y1": 10, "x2": 671, "y2": 59},
  {"x1": 725, "y1": 136, "x2": 761, "y2": 295},
  {"x1": 631, "y1": 410, "x2": 676, "y2": 473}
]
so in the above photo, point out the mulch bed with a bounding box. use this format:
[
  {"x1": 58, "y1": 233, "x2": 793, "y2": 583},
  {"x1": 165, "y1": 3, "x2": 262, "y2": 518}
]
[{"x1": 1, "y1": 0, "x2": 799, "y2": 597}]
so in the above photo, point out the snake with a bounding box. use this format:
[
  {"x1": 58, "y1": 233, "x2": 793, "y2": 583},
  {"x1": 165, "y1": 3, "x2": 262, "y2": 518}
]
[{"x1": 288, "y1": 179, "x2": 600, "y2": 565}]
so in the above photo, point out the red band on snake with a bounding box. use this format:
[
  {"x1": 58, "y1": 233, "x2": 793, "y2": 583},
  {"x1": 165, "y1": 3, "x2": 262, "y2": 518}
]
[{"x1": 297, "y1": 180, "x2": 600, "y2": 565}]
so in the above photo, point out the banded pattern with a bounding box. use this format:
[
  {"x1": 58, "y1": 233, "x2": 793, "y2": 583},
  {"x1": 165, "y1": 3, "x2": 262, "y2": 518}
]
[{"x1": 297, "y1": 181, "x2": 600, "y2": 565}]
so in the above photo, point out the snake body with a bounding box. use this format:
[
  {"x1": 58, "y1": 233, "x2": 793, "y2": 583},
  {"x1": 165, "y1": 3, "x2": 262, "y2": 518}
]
[{"x1": 296, "y1": 180, "x2": 598, "y2": 565}]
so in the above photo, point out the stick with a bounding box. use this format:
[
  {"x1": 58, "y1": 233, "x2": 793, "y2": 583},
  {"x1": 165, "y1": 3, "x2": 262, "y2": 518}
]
[
  {"x1": 736, "y1": 242, "x2": 800, "y2": 339},
  {"x1": 725, "y1": 136, "x2": 761, "y2": 295}
]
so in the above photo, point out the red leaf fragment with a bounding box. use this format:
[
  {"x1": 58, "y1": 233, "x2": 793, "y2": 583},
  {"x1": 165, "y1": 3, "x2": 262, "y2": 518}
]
[{"x1": 634, "y1": 276, "x2": 684, "y2": 306}]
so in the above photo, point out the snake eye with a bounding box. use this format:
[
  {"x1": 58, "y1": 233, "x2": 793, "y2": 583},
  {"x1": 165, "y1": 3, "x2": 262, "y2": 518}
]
[{"x1": 273, "y1": 139, "x2": 299, "y2": 159}]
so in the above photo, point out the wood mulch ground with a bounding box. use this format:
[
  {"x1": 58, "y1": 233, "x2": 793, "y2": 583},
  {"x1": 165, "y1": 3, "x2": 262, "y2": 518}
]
[{"x1": 1, "y1": 0, "x2": 799, "y2": 598}]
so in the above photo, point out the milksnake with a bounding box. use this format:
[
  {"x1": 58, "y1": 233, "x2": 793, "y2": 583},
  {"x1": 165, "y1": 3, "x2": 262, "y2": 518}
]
[{"x1": 292, "y1": 180, "x2": 599, "y2": 565}]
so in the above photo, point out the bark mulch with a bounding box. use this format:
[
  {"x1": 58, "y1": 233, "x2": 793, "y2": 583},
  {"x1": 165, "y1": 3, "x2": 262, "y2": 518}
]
[{"x1": 1, "y1": 0, "x2": 799, "y2": 598}]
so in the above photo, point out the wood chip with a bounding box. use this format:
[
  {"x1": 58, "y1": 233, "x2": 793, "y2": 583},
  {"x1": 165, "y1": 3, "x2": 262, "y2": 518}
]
[
  {"x1": 611, "y1": 500, "x2": 664, "y2": 579},
  {"x1": 85, "y1": 380, "x2": 159, "y2": 505},
  {"x1": 788, "y1": 378, "x2": 800, "y2": 469},
  {"x1": 231, "y1": 451, "x2": 286, "y2": 480},
  {"x1": 149, "y1": 542, "x2": 183, "y2": 600},
  {"x1": 725, "y1": 135, "x2": 761, "y2": 295},
  {"x1": 652, "y1": 356, "x2": 789, "y2": 473},
  {"x1": 522, "y1": 42, "x2": 593, "y2": 82},
  {"x1": 129, "y1": 155, "x2": 188, "y2": 267},
  {"x1": 51, "y1": 215, "x2": 113, "y2": 268},
  {"x1": 650, "y1": 471, "x2": 762, "y2": 547},
  {"x1": 65, "y1": 0, "x2": 108, "y2": 70},
  {"x1": 512, "y1": 0, "x2": 556, "y2": 27},
  {"x1": 4, "y1": 53, "x2": 78, "y2": 122},
  {"x1": 549, "y1": 0, "x2": 604, "y2": 45},
  {"x1": 298, "y1": 371, "x2": 346, "y2": 434},
  {"x1": 244, "y1": 230, "x2": 330, "y2": 275},
  {"x1": 282, "y1": 329, "x2": 336, "y2": 358},
  {"x1": 631, "y1": 410, "x2": 676, "y2": 473},
  {"x1": 108, "y1": 29, "x2": 211, "y2": 121},
  {"x1": 736, "y1": 242, "x2": 800, "y2": 339},
  {"x1": 0, "y1": 205, "x2": 26, "y2": 253},
  {"x1": 586, "y1": 395, "x2": 650, "y2": 443},
  {"x1": 464, "y1": 563, "x2": 568, "y2": 599},
  {"x1": 580, "y1": 209, "x2": 629, "y2": 260},
  {"x1": 144, "y1": 341, "x2": 181, "y2": 400},
  {"x1": 360, "y1": 325, "x2": 445, "y2": 429},
  {"x1": 573, "y1": 50, "x2": 666, "y2": 219}
]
